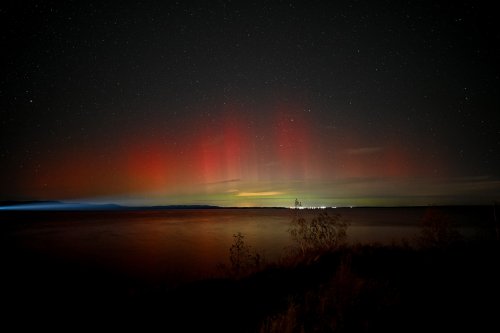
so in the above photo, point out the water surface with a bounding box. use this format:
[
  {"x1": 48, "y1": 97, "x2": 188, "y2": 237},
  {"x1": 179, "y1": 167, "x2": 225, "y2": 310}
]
[{"x1": 1, "y1": 207, "x2": 487, "y2": 286}]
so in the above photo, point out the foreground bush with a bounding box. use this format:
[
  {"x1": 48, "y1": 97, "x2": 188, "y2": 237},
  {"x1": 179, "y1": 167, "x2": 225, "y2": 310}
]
[{"x1": 289, "y1": 210, "x2": 349, "y2": 256}]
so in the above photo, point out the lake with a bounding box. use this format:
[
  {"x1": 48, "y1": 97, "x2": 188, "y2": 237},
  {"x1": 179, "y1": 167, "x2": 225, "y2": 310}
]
[{"x1": 0, "y1": 207, "x2": 490, "y2": 288}]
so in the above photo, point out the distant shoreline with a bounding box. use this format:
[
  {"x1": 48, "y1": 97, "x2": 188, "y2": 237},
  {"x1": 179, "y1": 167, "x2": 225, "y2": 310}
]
[{"x1": 0, "y1": 200, "x2": 496, "y2": 212}]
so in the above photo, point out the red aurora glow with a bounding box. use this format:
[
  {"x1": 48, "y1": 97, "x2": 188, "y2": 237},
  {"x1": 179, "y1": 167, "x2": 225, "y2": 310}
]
[{"x1": 18, "y1": 100, "x2": 450, "y2": 206}]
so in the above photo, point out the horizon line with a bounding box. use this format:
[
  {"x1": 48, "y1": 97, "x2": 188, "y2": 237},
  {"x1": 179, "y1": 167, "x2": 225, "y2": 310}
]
[{"x1": 0, "y1": 199, "x2": 496, "y2": 211}]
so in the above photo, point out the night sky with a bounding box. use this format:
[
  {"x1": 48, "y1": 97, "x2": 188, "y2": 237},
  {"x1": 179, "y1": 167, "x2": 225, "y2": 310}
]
[{"x1": 1, "y1": 1, "x2": 499, "y2": 207}]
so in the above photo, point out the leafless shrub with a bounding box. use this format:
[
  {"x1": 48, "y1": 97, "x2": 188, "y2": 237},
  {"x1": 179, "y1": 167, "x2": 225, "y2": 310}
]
[
  {"x1": 289, "y1": 209, "x2": 349, "y2": 256},
  {"x1": 218, "y1": 232, "x2": 263, "y2": 278}
]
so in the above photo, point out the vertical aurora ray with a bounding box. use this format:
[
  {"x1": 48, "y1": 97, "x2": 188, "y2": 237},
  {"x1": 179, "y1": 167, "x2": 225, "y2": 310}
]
[{"x1": 12, "y1": 98, "x2": 491, "y2": 206}]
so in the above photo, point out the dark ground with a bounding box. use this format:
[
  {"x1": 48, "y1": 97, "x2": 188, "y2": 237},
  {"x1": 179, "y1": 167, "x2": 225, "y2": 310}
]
[
  {"x1": 1, "y1": 207, "x2": 499, "y2": 332},
  {"x1": 2, "y1": 241, "x2": 499, "y2": 332}
]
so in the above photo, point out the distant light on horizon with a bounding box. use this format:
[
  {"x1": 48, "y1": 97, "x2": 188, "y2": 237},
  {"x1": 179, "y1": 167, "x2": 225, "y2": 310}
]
[
  {"x1": 0, "y1": 2, "x2": 498, "y2": 206},
  {"x1": 289, "y1": 206, "x2": 328, "y2": 210}
]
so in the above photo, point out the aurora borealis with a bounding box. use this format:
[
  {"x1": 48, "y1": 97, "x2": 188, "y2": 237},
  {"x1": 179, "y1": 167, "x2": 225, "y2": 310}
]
[{"x1": 1, "y1": 1, "x2": 499, "y2": 207}]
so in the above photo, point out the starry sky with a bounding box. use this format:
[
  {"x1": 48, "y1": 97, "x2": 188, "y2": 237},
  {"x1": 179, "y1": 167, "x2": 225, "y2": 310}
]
[{"x1": 1, "y1": 1, "x2": 499, "y2": 207}]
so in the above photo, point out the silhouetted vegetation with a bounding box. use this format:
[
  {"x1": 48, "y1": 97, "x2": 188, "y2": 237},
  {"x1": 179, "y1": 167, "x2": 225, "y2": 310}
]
[
  {"x1": 289, "y1": 210, "x2": 349, "y2": 257},
  {"x1": 2, "y1": 205, "x2": 499, "y2": 332},
  {"x1": 259, "y1": 256, "x2": 368, "y2": 333},
  {"x1": 218, "y1": 232, "x2": 264, "y2": 278}
]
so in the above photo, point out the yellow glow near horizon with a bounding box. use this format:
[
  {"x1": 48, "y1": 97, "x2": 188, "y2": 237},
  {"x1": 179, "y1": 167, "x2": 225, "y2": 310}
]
[{"x1": 236, "y1": 191, "x2": 284, "y2": 197}]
